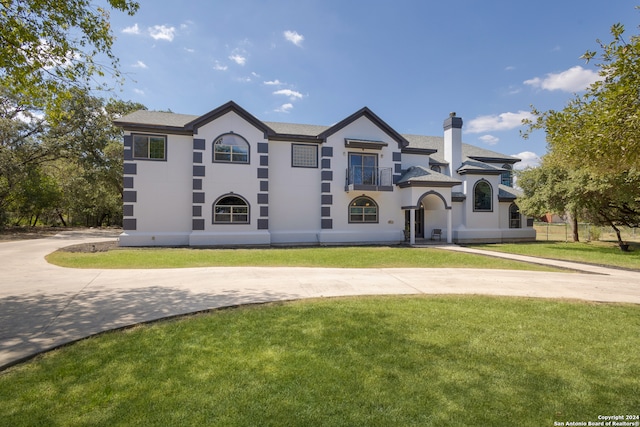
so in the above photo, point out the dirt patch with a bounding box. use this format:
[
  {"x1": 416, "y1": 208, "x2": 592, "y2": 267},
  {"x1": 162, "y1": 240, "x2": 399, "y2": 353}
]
[
  {"x1": 0, "y1": 226, "x2": 63, "y2": 241},
  {"x1": 57, "y1": 240, "x2": 119, "y2": 253}
]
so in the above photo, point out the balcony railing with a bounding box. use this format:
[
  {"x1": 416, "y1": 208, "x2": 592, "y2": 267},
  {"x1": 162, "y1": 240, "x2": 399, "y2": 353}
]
[{"x1": 345, "y1": 166, "x2": 393, "y2": 192}]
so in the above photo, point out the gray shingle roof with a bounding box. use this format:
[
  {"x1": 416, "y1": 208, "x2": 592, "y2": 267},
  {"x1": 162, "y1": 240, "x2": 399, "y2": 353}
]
[
  {"x1": 397, "y1": 166, "x2": 462, "y2": 186},
  {"x1": 458, "y1": 159, "x2": 506, "y2": 174},
  {"x1": 263, "y1": 121, "x2": 329, "y2": 136},
  {"x1": 403, "y1": 134, "x2": 519, "y2": 164},
  {"x1": 114, "y1": 110, "x2": 198, "y2": 128},
  {"x1": 115, "y1": 109, "x2": 519, "y2": 165},
  {"x1": 498, "y1": 184, "x2": 521, "y2": 201}
]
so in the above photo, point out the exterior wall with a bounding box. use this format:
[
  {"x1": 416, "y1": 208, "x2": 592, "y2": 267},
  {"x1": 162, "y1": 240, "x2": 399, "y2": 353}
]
[
  {"x1": 453, "y1": 174, "x2": 503, "y2": 243},
  {"x1": 189, "y1": 111, "x2": 270, "y2": 246},
  {"x1": 318, "y1": 116, "x2": 404, "y2": 244},
  {"x1": 120, "y1": 132, "x2": 192, "y2": 246},
  {"x1": 269, "y1": 140, "x2": 322, "y2": 244},
  {"x1": 400, "y1": 152, "x2": 431, "y2": 170},
  {"x1": 118, "y1": 104, "x2": 536, "y2": 247},
  {"x1": 499, "y1": 201, "x2": 537, "y2": 242},
  {"x1": 421, "y1": 192, "x2": 450, "y2": 238}
]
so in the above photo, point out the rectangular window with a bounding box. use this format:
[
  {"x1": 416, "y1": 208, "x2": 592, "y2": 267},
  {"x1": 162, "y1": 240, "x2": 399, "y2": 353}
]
[
  {"x1": 133, "y1": 134, "x2": 166, "y2": 160},
  {"x1": 292, "y1": 144, "x2": 318, "y2": 168}
]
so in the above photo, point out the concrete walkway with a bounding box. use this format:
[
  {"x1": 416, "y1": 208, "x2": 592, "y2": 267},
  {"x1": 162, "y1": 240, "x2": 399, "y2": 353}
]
[{"x1": 1, "y1": 232, "x2": 639, "y2": 369}]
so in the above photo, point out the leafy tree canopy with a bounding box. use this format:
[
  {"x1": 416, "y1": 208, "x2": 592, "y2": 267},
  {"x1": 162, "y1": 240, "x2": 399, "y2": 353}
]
[
  {"x1": 520, "y1": 17, "x2": 640, "y2": 247},
  {"x1": 0, "y1": 0, "x2": 139, "y2": 106}
]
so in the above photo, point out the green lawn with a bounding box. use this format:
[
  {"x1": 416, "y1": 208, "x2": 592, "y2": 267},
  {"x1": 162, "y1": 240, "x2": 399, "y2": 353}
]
[
  {"x1": 471, "y1": 241, "x2": 640, "y2": 270},
  {"x1": 1, "y1": 296, "x2": 638, "y2": 426},
  {"x1": 46, "y1": 246, "x2": 562, "y2": 271}
]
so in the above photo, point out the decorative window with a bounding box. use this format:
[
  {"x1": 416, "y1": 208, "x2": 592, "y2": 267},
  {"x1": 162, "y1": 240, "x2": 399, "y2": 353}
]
[
  {"x1": 349, "y1": 196, "x2": 378, "y2": 223},
  {"x1": 133, "y1": 134, "x2": 166, "y2": 160},
  {"x1": 473, "y1": 180, "x2": 493, "y2": 212},
  {"x1": 213, "y1": 195, "x2": 249, "y2": 224},
  {"x1": 430, "y1": 165, "x2": 441, "y2": 173},
  {"x1": 501, "y1": 164, "x2": 513, "y2": 187},
  {"x1": 292, "y1": 144, "x2": 318, "y2": 168},
  {"x1": 213, "y1": 133, "x2": 249, "y2": 163},
  {"x1": 509, "y1": 203, "x2": 521, "y2": 228}
]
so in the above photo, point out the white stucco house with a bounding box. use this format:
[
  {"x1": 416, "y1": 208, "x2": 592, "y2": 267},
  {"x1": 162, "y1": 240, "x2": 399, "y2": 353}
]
[{"x1": 114, "y1": 101, "x2": 535, "y2": 247}]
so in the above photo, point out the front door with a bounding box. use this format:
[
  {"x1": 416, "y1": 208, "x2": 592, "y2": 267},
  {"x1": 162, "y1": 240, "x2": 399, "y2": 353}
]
[
  {"x1": 415, "y1": 205, "x2": 424, "y2": 238},
  {"x1": 404, "y1": 205, "x2": 425, "y2": 238}
]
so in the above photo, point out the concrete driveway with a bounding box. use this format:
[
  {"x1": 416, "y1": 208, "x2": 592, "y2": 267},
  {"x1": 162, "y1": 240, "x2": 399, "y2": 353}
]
[{"x1": 1, "y1": 231, "x2": 639, "y2": 369}]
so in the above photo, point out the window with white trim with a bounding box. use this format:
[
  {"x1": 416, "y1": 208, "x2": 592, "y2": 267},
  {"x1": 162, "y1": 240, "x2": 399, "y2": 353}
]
[
  {"x1": 213, "y1": 195, "x2": 249, "y2": 224},
  {"x1": 213, "y1": 133, "x2": 249, "y2": 163},
  {"x1": 133, "y1": 134, "x2": 166, "y2": 160},
  {"x1": 509, "y1": 203, "x2": 521, "y2": 228},
  {"x1": 349, "y1": 196, "x2": 378, "y2": 223},
  {"x1": 292, "y1": 144, "x2": 318, "y2": 168}
]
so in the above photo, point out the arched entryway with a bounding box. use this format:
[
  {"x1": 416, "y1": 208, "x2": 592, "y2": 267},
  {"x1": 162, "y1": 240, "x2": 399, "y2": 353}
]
[{"x1": 404, "y1": 191, "x2": 452, "y2": 244}]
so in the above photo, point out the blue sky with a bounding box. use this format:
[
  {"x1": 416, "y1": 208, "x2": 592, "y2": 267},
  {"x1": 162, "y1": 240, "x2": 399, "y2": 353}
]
[{"x1": 105, "y1": 0, "x2": 639, "y2": 168}]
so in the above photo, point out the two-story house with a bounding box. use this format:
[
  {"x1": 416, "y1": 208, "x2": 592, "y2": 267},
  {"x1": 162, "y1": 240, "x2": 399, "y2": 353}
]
[{"x1": 114, "y1": 101, "x2": 535, "y2": 246}]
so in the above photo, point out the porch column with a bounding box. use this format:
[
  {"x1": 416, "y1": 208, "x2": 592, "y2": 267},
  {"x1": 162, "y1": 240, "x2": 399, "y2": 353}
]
[
  {"x1": 409, "y1": 208, "x2": 416, "y2": 245},
  {"x1": 446, "y1": 207, "x2": 452, "y2": 244}
]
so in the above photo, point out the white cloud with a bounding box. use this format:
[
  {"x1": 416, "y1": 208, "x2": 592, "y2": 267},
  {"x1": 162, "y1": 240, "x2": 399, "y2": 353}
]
[
  {"x1": 512, "y1": 151, "x2": 541, "y2": 170},
  {"x1": 284, "y1": 30, "x2": 304, "y2": 47},
  {"x1": 505, "y1": 65, "x2": 516, "y2": 71},
  {"x1": 132, "y1": 60, "x2": 147, "y2": 69},
  {"x1": 273, "y1": 89, "x2": 303, "y2": 100},
  {"x1": 133, "y1": 88, "x2": 145, "y2": 96},
  {"x1": 149, "y1": 25, "x2": 176, "y2": 41},
  {"x1": 524, "y1": 65, "x2": 602, "y2": 92},
  {"x1": 264, "y1": 79, "x2": 283, "y2": 86},
  {"x1": 213, "y1": 61, "x2": 227, "y2": 71},
  {"x1": 122, "y1": 23, "x2": 140, "y2": 35},
  {"x1": 478, "y1": 135, "x2": 499, "y2": 146},
  {"x1": 184, "y1": 48, "x2": 195, "y2": 53},
  {"x1": 275, "y1": 103, "x2": 294, "y2": 113},
  {"x1": 229, "y1": 54, "x2": 246, "y2": 65},
  {"x1": 466, "y1": 111, "x2": 533, "y2": 133}
]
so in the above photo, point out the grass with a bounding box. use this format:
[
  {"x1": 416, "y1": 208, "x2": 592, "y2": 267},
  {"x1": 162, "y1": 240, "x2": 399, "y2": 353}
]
[
  {"x1": 1, "y1": 296, "x2": 638, "y2": 426},
  {"x1": 471, "y1": 241, "x2": 640, "y2": 270},
  {"x1": 45, "y1": 246, "x2": 562, "y2": 271}
]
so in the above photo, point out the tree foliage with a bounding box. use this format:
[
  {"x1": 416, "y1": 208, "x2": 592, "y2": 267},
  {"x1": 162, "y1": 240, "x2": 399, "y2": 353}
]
[
  {"x1": 0, "y1": 86, "x2": 144, "y2": 226},
  {"x1": 0, "y1": 0, "x2": 139, "y2": 106},
  {"x1": 520, "y1": 18, "x2": 640, "y2": 247}
]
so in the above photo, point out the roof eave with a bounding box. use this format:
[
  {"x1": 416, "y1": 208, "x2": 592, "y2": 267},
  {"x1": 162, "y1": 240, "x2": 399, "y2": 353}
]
[{"x1": 113, "y1": 122, "x2": 194, "y2": 136}]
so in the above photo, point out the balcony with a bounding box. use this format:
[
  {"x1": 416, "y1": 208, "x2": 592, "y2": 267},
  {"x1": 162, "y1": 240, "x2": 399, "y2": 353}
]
[{"x1": 345, "y1": 166, "x2": 394, "y2": 192}]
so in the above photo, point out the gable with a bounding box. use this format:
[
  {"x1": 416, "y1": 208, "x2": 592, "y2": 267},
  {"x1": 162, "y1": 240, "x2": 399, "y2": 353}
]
[
  {"x1": 186, "y1": 101, "x2": 274, "y2": 138},
  {"x1": 318, "y1": 107, "x2": 409, "y2": 149}
]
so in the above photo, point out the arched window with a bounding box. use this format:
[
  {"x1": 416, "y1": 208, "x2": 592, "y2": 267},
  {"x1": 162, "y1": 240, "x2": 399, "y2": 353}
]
[
  {"x1": 509, "y1": 203, "x2": 521, "y2": 228},
  {"x1": 430, "y1": 165, "x2": 441, "y2": 173},
  {"x1": 501, "y1": 164, "x2": 513, "y2": 187},
  {"x1": 473, "y1": 180, "x2": 492, "y2": 212},
  {"x1": 213, "y1": 133, "x2": 249, "y2": 163},
  {"x1": 213, "y1": 195, "x2": 249, "y2": 224},
  {"x1": 349, "y1": 196, "x2": 378, "y2": 223}
]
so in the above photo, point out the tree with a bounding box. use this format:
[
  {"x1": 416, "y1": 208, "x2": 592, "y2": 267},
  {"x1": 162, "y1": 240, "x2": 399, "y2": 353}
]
[
  {"x1": 44, "y1": 90, "x2": 145, "y2": 226},
  {"x1": 516, "y1": 160, "x2": 583, "y2": 242},
  {"x1": 522, "y1": 19, "x2": 640, "y2": 249},
  {"x1": 0, "y1": 0, "x2": 139, "y2": 106}
]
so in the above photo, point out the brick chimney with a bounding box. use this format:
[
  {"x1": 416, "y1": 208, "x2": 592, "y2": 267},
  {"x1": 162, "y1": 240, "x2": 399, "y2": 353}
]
[{"x1": 443, "y1": 112, "x2": 463, "y2": 180}]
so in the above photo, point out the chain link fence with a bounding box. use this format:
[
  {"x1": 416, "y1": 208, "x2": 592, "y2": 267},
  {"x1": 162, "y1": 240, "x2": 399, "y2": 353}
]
[{"x1": 534, "y1": 222, "x2": 639, "y2": 242}]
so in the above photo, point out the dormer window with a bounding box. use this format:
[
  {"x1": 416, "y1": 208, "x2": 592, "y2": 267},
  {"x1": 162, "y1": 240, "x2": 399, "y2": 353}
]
[{"x1": 501, "y1": 164, "x2": 513, "y2": 187}]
